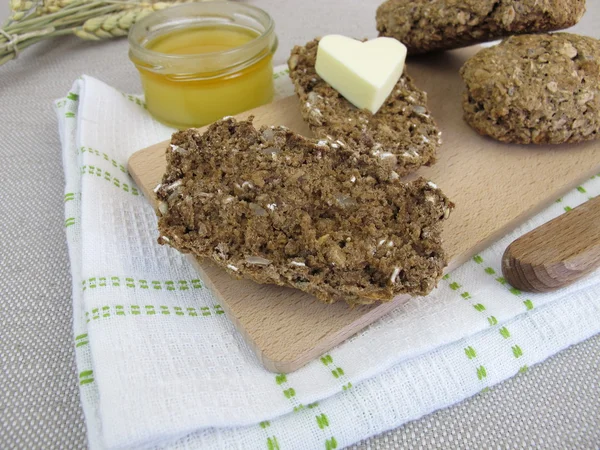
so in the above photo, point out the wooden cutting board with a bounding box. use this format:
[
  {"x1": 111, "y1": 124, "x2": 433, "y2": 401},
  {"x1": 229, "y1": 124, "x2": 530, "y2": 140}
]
[{"x1": 128, "y1": 47, "x2": 600, "y2": 373}]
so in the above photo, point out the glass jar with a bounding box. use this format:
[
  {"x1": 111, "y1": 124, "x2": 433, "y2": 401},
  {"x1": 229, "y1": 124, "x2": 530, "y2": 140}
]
[{"x1": 128, "y1": 1, "x2": 278, "y2": 129}]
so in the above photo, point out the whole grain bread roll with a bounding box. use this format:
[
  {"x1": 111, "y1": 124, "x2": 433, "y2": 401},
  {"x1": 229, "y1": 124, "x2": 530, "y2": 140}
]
[
  {"x1": 376, "y1": 0, "x2": 586, "y2": 55},
  {"x1": 461, "y1": 33, "x2": 600, "y2": 144}
]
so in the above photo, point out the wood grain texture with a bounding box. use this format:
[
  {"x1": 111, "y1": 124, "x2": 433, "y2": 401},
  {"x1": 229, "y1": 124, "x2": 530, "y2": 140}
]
[
  {"x1": 502, "y1": 196, "x2": 600, "y2": 293},
  {"x1": 128, "y1": 46, "x2": 600, "y2": 373}
]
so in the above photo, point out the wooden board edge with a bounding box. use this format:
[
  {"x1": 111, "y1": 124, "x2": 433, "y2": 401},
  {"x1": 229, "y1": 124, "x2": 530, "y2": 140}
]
[
  {"x1": 128, "y1": 143, "x2": 167, "y2": 198},
  {"x1": 186, "y1": 256, "x2": 276, "y2": 369},
  {"x1": 261, "y1": 295, "x2": 409, "y2": 372}
]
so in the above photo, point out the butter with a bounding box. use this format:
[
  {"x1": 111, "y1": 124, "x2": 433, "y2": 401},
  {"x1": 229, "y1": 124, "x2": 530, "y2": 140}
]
[{"x1": 315, "y1": 35, "x2": 407, "y2": 114}]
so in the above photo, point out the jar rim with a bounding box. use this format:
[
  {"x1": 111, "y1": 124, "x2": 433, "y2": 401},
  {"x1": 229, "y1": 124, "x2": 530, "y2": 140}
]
[{"x1": 128, "y1": 1, "x2": 276, "y2": 70}]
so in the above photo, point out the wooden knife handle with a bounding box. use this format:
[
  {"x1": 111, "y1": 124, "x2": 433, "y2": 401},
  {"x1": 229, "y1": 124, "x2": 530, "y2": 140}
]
[{"x1": 502, "y1": 195, "x2": 600, "y2": 293}]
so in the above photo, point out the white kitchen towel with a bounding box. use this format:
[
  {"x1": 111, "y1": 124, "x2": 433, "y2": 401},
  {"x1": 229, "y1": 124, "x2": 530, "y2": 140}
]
[{"x1": 56, "y1": 68, "x2": 600, "y2": 450}]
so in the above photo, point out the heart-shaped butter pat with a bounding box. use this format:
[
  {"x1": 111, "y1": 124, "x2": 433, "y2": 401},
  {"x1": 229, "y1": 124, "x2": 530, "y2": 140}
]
[{"x1": 315, "y1": 35, "x2": 407, "y2": 114}]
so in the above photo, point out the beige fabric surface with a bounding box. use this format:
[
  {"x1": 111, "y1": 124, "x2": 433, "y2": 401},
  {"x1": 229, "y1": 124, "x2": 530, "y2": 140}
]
[{"x1": 0, "y1": 0, "x2": 599, "y2": 448}]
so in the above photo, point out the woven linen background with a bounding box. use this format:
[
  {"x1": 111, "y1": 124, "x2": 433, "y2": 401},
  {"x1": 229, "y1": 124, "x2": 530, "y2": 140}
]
[{"x1": 1, "y1": 0, "x2": 599, "y2": 448}]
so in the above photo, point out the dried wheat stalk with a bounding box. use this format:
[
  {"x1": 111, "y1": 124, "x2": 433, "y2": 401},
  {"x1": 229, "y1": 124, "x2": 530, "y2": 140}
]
[{"x1": 1, "y1": 0, "x2": 200, "y2": 66}]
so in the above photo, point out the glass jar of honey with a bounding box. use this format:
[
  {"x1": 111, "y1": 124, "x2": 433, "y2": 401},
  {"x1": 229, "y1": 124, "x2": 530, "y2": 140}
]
[{"x1": 128, "y1": 2, "x2": 278, "y2": 129}]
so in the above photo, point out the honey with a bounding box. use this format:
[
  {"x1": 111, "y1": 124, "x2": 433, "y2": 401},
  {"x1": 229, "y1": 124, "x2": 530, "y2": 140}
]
[
  {"x1": 147, "y1": 25, "x2": 259, "y2": 55},
  {"x1": 129, "y1": 2, "x2": 278, "y2": 129}
]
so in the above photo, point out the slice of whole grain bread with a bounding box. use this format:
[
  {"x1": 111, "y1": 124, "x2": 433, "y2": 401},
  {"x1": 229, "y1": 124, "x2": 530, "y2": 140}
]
[
  {"x1": 288, "y1": 38, "x2": 441, "y2": 178},
  {"x1": 156, "y1": 117, "x2": 453, "y2": 306}
]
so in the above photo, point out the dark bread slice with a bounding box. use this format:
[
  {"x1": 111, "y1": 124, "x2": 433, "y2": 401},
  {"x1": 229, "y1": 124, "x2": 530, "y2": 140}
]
[
  {"x1": 377, "y1": 0, "x2": 586, "y2": 55},
  {"x1": 156, "y1": 117, "x2": 453, "y2": 306},
  {"x1": 288, "y1": 38, "x2": 441, "y2": 178}
]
